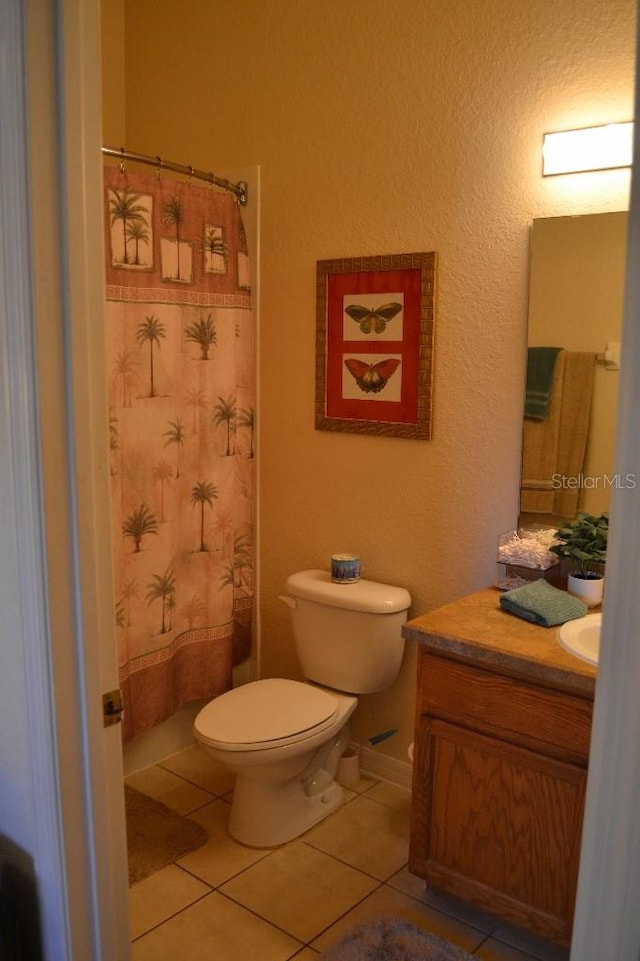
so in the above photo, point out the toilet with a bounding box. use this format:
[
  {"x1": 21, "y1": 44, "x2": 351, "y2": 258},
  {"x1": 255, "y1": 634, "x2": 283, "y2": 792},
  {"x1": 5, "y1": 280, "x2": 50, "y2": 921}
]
[{"x1": 193, "y1": 568, "x2": 411, "y2": 847}]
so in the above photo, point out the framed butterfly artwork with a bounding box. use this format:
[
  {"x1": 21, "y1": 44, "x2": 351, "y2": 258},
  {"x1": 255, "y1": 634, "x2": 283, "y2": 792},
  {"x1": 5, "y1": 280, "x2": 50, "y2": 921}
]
[{"x1": 315, "y1": 251, "x2": 436, "y2": 439}]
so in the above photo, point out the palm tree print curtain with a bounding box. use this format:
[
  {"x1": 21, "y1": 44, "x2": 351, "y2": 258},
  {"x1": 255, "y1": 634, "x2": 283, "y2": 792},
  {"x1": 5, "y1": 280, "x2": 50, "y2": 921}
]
[{"x1": 104, "y1": 165, "x2": 254, "y2": 742}]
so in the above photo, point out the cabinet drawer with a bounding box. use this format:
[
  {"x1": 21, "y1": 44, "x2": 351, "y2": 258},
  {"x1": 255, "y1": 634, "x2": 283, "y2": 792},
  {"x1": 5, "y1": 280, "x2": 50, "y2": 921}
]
[{"x1": 418, "y1": 650, "x2": 592, "y2": 761}]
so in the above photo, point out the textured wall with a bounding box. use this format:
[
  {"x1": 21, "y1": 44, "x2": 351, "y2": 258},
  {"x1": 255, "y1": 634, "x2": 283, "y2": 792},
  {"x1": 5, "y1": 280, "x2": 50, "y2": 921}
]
[
  {"x1": 100, "y1": 0, "x2": 125, "y2": 145},
  {"x1": 121, "y1": 0, "x2": 634, "y2": 760}
]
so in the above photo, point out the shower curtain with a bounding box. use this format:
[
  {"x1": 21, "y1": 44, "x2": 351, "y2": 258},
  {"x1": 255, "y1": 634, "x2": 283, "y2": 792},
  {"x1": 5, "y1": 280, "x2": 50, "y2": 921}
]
[{"x1": 103, "y1": 164, "x2": 254, "y2": 742}]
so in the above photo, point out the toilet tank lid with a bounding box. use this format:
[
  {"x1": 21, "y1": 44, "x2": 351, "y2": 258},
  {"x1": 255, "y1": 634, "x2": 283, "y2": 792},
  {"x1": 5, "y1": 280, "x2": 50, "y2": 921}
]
[{"x1": 285, "y1": 569, "x2": 411, "y2": 614}]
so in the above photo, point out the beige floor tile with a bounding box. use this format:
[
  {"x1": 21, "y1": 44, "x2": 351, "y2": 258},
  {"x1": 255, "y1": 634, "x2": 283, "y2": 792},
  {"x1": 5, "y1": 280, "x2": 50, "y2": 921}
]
[
  {"x1": 130, "y1": 891, "x2": 301, "y2": 961},
  {"x1": 311, "y1": 885, "x2": 487, "y2": 955},
  {"x1": 338, "y1": 771, "x2": 379, "y2": 795},
  {"x1": 340, "y1": 786, "x2": 358, "y2": 803},
  {"x1": 160, "y1": 744, "x2": 236, "y2": 796},
  {"x1": 126, "y1": 764, "x2": 213, "y2": 815},
  {"x1": 475, "y1": 938, "x2": 543, "y2": 961},
  {"x1": 491, "y1": 923, "x2": 569, "y2": 961},
  {"x1": 220, "y1": 840, "x2": 378, "y2": 942},
  {"x1": 290, "y1": 950, "x2": 320, "y2": 959},
  {"x1": 362, "y1": 780, "x2": 411, "y2": 809},
  {"x1": 387, "y1": 868, "x2": 497, "y2": 934},
  {"x1": 305, "y1": 793, "x2": 410, "y2": 880},
  {"x1": 176, "y1": 800, "x2": 272, "y2": 887},
  {"x1": 128, "y1": 864, "x2": 210, "y2": 940}
]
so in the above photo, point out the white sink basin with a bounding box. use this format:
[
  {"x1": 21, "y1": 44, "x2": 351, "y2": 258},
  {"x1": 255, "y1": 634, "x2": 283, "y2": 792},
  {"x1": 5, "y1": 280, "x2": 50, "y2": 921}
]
[{"x1": 558, "y1": 613, "x2": 601, "y2": 665}]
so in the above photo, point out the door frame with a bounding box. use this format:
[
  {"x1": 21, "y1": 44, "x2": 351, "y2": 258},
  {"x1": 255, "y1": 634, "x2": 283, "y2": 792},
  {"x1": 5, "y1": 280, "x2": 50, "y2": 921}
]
[
  {"x1": 17, "y1": 0, "x2": 129, "y2": 957},
  {"x1": 8, "y1": 1, "x2": 640, "y2": 959}
]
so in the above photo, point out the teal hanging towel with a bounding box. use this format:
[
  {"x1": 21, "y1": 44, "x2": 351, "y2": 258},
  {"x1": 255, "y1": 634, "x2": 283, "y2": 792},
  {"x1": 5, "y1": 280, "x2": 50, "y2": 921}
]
[{"x1": 524, "y1": 347, "x2": 563, "y2": 421}]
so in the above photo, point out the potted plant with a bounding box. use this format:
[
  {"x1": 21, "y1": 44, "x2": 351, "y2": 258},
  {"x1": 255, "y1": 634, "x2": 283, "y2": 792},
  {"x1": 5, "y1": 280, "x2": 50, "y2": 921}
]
[{"x1": 549, "y1": 512, "x2": 608, "y2": 607}]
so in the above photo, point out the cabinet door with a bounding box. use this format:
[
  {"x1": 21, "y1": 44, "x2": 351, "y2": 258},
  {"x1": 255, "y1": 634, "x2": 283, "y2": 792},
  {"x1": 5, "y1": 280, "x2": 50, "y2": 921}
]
[{"x1": 409, "y1": 716, "x2": 586, "y2": 945}]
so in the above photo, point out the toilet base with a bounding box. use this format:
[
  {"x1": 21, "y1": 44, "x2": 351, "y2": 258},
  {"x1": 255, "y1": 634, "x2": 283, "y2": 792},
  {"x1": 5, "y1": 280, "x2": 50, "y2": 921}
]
[{"x1": 228, "y1": 771, "x2": 344, "y2": 847}]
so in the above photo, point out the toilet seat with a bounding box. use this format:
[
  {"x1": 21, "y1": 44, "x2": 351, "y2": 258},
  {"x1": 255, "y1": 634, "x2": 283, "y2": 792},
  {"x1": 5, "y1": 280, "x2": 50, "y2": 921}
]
[{"x1": 194, "y1": 678, "x2": 340, "y2": 752}]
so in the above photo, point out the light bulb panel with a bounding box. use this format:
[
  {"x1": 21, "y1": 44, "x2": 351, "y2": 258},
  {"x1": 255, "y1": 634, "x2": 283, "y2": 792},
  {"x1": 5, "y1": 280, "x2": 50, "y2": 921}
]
[{"x1": 542, "y1": 123, "x2": 633, "y2": 176}]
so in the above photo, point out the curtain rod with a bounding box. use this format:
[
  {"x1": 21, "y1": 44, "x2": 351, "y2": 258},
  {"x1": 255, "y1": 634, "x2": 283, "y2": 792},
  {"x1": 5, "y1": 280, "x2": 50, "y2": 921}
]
[{"x1": 101, "y1": 145, "x2": 248, "y2": 206}]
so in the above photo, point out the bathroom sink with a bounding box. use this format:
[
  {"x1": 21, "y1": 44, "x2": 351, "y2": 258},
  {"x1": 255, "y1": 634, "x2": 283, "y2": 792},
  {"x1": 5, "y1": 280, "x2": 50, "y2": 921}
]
[{"x1": 558, "y1": 613, "x2": 601, "y2": 665}]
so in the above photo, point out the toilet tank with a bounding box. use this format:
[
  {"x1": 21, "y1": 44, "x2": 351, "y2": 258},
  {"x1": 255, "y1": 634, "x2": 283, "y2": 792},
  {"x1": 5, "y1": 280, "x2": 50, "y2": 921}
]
[{"x1": 284, "y1": 569, "x2": 411, "y2": 694}]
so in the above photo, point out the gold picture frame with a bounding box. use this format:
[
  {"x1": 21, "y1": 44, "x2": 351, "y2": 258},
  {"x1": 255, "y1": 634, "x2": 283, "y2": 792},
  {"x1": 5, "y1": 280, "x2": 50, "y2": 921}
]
[{"x1": 315, "y1": 251, "x2": 436, "y2": 439}]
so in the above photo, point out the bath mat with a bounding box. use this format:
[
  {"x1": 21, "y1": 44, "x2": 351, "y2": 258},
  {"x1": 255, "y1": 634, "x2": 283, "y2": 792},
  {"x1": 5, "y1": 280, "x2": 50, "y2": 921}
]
[
  {"x1": 317, "y1": 916, "x2": 476, "y2": 961},
  {"x1": 124, "y1": 785, "x2": 208, "y2": 885}
]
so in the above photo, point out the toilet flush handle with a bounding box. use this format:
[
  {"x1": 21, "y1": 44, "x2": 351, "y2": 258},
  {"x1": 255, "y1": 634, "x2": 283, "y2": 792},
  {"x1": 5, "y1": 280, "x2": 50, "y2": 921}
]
[{"x1": 279, "y1": 594, "x2": 297, "y2": 609}]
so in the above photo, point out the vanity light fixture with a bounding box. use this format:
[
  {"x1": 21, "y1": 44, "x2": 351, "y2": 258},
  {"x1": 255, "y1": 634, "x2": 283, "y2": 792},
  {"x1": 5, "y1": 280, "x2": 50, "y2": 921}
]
[{"x1": 542, "y1": 122, "x2": 634, "y2": 175}]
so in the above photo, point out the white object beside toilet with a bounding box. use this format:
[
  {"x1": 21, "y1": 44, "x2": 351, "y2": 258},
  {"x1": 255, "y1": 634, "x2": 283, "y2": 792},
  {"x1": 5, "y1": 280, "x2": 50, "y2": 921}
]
[{"x1": 193, "y1": 569, "x2": 410, "y2": 847}]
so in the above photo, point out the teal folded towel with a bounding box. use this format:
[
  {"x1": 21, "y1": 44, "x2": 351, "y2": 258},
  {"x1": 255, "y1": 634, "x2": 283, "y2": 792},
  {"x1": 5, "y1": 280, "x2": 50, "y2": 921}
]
[
  {"x1": 525, "y1": 347, "x2": 563, "y2": 420},
  {"x1": 499, "y1": 578, "x2": 587, "y2": 627}
]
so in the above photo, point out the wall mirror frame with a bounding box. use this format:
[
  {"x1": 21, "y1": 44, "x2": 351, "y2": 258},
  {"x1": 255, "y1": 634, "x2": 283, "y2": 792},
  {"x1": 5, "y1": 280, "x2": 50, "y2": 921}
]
[{"x1": 518, "y1": 210, "x2": 628, "y2": 531}]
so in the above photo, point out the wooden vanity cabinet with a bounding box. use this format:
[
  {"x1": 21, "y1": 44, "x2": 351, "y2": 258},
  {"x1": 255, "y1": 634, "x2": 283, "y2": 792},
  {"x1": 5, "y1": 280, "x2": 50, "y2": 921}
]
[{"x1": 409, "y1": 647, "x2": 593, "y2": 947}]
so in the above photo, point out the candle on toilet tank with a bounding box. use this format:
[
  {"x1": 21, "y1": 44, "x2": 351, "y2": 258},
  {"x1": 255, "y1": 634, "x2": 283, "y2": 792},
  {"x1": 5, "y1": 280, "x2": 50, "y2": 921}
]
[{"x1": 331, "y1": 553, "x2": 361, "y2": 583}]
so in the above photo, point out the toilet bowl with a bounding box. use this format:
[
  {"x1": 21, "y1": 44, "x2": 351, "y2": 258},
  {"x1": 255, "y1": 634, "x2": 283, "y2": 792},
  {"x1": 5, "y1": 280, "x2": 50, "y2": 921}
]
[
  {"x1": 194, "y1": 569, "x2": 410, "y2": 847},
  {"x1": 194, "y1": 678, "x2": 357, "y2": 847}
]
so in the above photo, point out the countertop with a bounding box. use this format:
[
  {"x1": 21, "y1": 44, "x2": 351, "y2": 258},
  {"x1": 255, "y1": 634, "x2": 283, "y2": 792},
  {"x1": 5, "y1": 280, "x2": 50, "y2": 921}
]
[{"x1": 402, "y1": 587, "x2": 597, "y2": 697}]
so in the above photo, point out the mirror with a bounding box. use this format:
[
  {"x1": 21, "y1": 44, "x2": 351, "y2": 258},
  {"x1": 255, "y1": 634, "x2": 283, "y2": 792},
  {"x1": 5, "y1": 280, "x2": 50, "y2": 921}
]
[{"x1": 519, "y1": 211, "x2": 628, "y2": 529}]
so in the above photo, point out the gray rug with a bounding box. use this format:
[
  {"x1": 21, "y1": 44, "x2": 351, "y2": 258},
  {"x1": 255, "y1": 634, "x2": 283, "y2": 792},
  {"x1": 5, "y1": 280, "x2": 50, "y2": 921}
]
[
  {"x1": 318, "y1": 917, "x2": 475, "y2": 961},
  {"x1": 124, "y1": 784, "x2": 208, "y2": 885}
]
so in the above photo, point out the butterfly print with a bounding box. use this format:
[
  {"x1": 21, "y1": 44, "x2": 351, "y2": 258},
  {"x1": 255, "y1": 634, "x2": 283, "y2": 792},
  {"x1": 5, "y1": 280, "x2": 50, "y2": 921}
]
[
  {"x1": 344, "y1": 358, "x2": 401, "y2": 394},
  {"x1": 344, "y1": 302, "x2": 402, "y2": 335}
]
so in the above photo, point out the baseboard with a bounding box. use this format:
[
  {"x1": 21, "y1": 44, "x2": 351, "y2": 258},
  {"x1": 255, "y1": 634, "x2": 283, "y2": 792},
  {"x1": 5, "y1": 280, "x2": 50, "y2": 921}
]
[{"x1": 357, "y1": 743, "x2": 413, "y2": 791}]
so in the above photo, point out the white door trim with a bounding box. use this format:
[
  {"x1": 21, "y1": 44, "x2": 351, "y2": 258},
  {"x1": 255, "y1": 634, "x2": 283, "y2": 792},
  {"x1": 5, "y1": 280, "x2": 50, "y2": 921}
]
[
  {"x1": 1, "y1": 0, "x2": 131, "y2": 957},
  {"x1": 54, "y1": 0, "x2": 131, "y2": 955},
  {"x1": 0, "y1": 2, "x2": 72, "y2": 957}
]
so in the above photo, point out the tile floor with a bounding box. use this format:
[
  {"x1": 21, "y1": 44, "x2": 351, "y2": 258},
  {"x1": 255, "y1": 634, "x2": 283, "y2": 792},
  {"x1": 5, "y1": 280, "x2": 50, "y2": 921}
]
[{"x1": 126, "y1": 746, "x2": 570, "y2": 961}]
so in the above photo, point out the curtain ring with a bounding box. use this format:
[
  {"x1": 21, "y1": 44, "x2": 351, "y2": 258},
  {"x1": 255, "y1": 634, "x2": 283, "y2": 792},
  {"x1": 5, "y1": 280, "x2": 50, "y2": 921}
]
[
  {"x1": 188, "y1": 165, "x2": 194, "y2": 187},
  {"x1": 119, "y1": 147, "x2": 126, "y2": 174},
  {"x1": 155, "y1": 155, "x2": 163, "y2": 181}
]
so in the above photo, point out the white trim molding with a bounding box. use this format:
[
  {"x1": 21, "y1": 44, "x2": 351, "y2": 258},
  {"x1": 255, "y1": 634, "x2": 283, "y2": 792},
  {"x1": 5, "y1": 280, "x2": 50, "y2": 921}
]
[
  {"x1": 0, "y1": 1, "x2": 71, "y2": 956},
  {"x1": 358, "y1": 743, "x2": 413, "y2": 792}
]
